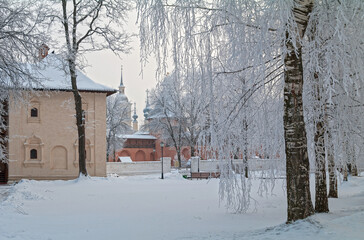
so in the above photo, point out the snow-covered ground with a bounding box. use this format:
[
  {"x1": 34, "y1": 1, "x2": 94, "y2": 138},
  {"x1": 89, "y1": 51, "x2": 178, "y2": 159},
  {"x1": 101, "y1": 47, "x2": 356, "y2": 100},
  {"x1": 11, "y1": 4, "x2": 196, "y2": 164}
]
[{"x1": 0, "y1": 171, "x2": 363, "y2": 240}]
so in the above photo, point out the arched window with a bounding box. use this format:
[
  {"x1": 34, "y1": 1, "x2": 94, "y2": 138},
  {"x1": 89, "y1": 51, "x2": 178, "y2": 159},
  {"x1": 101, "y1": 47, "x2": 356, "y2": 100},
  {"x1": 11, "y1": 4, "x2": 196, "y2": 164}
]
[
  {"x1": 28, "y1": 101, "x2": 40, "y2": 123},
  {"x1": 30, "y1": 149, "x2": 37, "y2": 159},
  {"x1": 24, "y1": 135, "x2": 44, "y2": 167},
  {"x1": 31, "y1": 108, "x2": 38, "y2": 117}
]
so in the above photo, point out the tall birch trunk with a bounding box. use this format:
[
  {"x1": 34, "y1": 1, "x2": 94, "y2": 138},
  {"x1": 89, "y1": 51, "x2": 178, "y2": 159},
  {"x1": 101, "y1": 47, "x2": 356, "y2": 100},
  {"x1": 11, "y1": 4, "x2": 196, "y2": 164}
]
[
  {"x1": 350, "y1": 146, "x2": 358, "y2": 176},
  {"x1": 326, "y1": 96, "x2": 337, "y2": 197},
  {"x1": 313, "y1": 74, "x2": 329, "y2": 212},
  {"x1": 351, "y1": 163, "x2": 358, "y2": 176},
  {"x1": 314, "y1": 120, "x2": 329, "y2": 212},
  {"x1": 284, "y1": 0, "x2": 314, "y2": 222},
  {"x1": 327, "y1": 144, "x2": 338, "y2": 198},
  {"x1": 343, "y1": 167, "x2": 348, "y2": 181}
]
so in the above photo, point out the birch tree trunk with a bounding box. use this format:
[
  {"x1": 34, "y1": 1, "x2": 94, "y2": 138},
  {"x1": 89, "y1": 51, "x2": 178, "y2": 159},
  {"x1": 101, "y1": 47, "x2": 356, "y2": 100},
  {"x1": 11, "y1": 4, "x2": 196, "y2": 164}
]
[
  {"x1": 351, "y1": 163, "x2": 358, "y2": 176},
  {"x1": 313, "y1": 71, "x2": 329, "y2": 212},
  {"x1": 326, "y1": 92, "x2": 337, "y2": 198},
  {"x1": 350, "y1": 146, "x2": 358, "y2": 176},
  {"x1": 327, "y1": 144, "x2": 338, "y2": 198},
  {"x1": 314, "y1": 120, "x2": 328, "y2": 212},
  {"x1": 343, "y1": 167, "x2": 348, "y2": 181},
  {"x1": 284, "y1": 0, "x2": 314, "y2": 222}
]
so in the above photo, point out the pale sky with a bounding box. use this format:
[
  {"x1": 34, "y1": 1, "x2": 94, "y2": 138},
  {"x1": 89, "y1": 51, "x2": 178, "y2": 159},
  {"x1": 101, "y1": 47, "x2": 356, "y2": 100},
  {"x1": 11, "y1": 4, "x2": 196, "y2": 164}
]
[{"x1": 83, "y1": 10, "x2": 160, "y2": 126}]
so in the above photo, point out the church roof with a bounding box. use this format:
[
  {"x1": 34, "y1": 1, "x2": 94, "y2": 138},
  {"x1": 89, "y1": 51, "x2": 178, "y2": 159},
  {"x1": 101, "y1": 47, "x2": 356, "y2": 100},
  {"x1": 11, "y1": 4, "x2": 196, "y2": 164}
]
[{"x1": 28, "y1": 54, "x2": 117, "y2": 96}]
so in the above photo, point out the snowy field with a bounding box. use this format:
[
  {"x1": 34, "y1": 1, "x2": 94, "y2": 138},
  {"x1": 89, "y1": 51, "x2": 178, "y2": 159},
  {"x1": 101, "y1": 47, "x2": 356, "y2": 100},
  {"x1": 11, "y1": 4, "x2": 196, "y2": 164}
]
[{"x1": 0, "y1": 171, "x2": 363, "y2": 240}]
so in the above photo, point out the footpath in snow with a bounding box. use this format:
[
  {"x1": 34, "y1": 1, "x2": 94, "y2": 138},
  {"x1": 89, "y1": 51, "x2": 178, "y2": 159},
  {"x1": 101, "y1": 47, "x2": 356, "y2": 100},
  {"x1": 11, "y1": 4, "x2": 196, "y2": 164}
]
[{"x1": 0, "y1": 171, "x2": 363, "y2": 240}]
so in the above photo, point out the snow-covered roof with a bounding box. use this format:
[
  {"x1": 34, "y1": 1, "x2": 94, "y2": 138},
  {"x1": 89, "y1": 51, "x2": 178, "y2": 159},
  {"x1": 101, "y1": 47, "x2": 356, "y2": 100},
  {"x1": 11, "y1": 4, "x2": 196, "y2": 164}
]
[
  {"x1": 118, "y1": 156, "x2": 132, "y2": 163},
  {"x1": 123, "y1": 133, "x2": 157, "y2": 140},
  {"x1": 29, "y1": 54, "x2": 117, "y2": 95},
  {"x1": 114, "y1": 92, "x2": 129, "y2": 102},
  {"x1": 134, "y1": 131, "x2": 150, "y2": 135}
]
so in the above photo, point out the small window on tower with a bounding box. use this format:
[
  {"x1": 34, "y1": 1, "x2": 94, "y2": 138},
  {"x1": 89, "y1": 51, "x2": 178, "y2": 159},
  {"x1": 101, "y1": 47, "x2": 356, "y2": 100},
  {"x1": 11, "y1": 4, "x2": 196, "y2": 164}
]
[
  {"x1": 30, "y1": 149, "x2": 38, "y2": 159},
  {"x1": 31, "y1": 108, "x2": 38, "y2": 117}
]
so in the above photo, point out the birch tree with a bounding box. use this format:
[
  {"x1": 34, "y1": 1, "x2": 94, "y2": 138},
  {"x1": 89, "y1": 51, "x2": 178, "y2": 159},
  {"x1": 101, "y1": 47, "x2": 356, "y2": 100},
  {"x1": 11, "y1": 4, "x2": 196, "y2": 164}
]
[
  {"x1": 137, "y1": 0, "x2": 364, "y2": 222},
  {"x1": 137, "y1": 0, "x2": 298, "y2": 219},
  {"x1": 304, "y1": 0, "x2": 364, "y2": 201},
  {"x1": 282, "y1": 0, "x2": 315, "y2": 221}
]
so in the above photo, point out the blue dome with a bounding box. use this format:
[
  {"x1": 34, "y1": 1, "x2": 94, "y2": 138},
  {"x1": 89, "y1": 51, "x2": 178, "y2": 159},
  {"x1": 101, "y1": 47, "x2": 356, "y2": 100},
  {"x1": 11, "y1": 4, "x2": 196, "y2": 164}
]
[
  {"x1": 133, "y1": 113, "x2": 138, "y2": 121},
  {"x1": 144, "y1": 111, "x2": 149, "y2": 119}
]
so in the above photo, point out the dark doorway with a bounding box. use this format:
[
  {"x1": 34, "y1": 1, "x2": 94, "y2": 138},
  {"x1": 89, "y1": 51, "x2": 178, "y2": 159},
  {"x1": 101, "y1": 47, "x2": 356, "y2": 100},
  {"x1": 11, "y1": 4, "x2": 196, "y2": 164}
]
[{"x1": 0, "y1": 162, "x2": 8, "y2": 184}]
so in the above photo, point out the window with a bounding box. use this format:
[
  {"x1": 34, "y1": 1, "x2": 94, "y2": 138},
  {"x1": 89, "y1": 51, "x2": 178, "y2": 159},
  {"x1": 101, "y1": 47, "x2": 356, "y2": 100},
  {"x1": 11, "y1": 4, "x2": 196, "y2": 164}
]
[
  {"x1": 28, "y1": 101, "x2": 40, "y2": 123},
  {"x1": 24, "y1": 135, "x2": 44, "y2": 167},
  {"x1": 31, "y1": 108, "x2": 38, "y2": 117},
  {"x1": 30, "y1": 149, "x2": 37, "y2": 159}
]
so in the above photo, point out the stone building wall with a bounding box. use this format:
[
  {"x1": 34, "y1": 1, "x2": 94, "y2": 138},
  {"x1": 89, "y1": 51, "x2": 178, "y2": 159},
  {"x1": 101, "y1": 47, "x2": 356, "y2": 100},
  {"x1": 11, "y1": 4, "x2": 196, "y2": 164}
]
[{"x1": 8, "y1": 91, "x2": 107, "y2": 181}]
